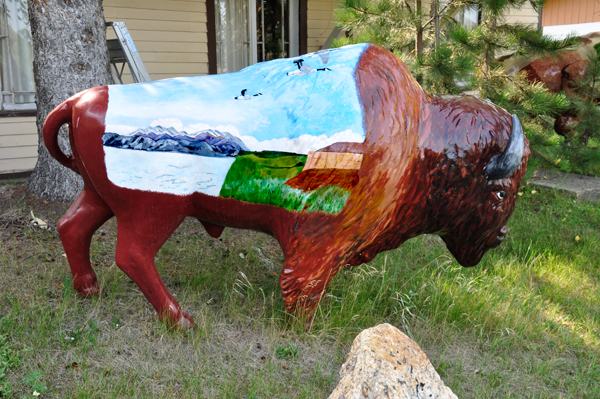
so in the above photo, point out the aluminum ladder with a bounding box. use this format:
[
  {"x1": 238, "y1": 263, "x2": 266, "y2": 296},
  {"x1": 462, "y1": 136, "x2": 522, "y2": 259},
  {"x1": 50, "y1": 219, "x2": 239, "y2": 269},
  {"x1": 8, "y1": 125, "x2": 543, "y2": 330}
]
[{"x1": 106, "y1": 21, "x2": 151, "y2": 84}]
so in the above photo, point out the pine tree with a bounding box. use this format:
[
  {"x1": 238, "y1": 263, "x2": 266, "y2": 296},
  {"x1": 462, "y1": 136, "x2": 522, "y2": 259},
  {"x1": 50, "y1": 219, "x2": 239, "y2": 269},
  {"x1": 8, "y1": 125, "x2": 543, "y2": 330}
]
[
  {"x1": 545, "y1": 42, "x2": 600, "y2": 175},
  {"x1": 569, "y1": 43, "x2": 600, "y2": 147},
  {"x1": 334, "y1": 0, "x2": 475, "y2": 92},
  {"x1": 334, "y1": 0, "x2": 598, "y2": 173},
  {"x1": 334, "y1": 0, "x2": 577, "y2": 94},
  {"x1": 448, "y1": 1, "x2": 578, "y2": 99}
]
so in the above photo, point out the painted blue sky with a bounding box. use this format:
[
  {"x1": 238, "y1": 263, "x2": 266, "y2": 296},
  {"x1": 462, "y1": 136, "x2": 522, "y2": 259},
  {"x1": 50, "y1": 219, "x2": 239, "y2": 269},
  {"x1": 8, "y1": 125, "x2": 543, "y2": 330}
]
[{"x1": 105, "y1": 44, "x2": 369, "y2": 154}]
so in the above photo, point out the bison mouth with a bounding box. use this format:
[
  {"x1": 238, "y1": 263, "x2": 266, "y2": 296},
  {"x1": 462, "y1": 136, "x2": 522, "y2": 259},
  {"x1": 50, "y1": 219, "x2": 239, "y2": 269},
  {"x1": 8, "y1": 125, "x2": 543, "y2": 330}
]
[
  {"x1": 484, "y1": 225, "x2": 508, "y2": 249},
  {"x1": 442, "y1": 225, "x2": 508, "y2": 267}
]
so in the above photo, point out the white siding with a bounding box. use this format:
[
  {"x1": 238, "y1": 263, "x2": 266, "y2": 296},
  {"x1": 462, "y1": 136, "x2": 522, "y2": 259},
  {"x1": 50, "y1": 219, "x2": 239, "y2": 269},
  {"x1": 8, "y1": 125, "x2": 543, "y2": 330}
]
[
  {"x1": 1, "y1": 0, "x2": 210, "y2": 175},
  {"x1": 307, "y1": 0, "x2": 337, "y2": 52},
  {"x1": 0, "y1": 117, "x2": 38, "y2": 174},
  {"x1": 505, "y1": 3, "x2": 539, "y2": 26},
  {"x1": 103, "y1": 0, "x2": 209, "y2": 82}
]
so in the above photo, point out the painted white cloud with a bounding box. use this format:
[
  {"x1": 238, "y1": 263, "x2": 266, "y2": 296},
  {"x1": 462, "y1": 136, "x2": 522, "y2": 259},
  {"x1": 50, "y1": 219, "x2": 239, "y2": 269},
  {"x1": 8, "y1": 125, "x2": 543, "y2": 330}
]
[
  {"x1": 242, "y1": 129, "x2": 364, "y2": 154},
  {"x1": 106, "y1": 97, "x2": 269, "y2": 132}
]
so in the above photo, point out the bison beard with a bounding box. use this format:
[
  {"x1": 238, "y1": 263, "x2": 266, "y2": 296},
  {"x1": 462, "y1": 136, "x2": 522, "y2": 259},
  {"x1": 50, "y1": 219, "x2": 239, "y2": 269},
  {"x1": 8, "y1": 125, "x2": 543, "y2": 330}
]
[{"x1": 43, "y1": 45, "x2": 529, "y2": 330}]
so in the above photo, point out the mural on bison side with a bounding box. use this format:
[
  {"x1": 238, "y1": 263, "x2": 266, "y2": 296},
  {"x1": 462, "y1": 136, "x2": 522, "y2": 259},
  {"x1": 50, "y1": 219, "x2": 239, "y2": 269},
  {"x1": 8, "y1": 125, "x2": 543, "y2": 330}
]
[{"x1": 101, "y1": 44, "x2": 369, "y2": 212}]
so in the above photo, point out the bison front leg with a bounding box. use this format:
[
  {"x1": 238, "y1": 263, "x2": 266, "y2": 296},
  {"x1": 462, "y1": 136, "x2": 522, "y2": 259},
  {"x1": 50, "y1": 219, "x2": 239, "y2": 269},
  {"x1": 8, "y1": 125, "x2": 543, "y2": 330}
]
[
  {"x1": 57, "y1": 188, "x2": 114, "y2": 297},
  {"x1": 114, "y1": 212, "x2": 193, "y2": 330},
  {"x1": 280, "y1": 255, "x2": 344, "y2": 331}
]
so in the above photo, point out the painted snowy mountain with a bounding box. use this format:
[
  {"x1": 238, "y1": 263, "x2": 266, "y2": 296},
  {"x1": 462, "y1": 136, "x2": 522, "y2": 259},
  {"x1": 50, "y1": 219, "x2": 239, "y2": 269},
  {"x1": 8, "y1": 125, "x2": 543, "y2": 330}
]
[{"x1": 103, "y1": 125, "x2": 249, "y2": 157}]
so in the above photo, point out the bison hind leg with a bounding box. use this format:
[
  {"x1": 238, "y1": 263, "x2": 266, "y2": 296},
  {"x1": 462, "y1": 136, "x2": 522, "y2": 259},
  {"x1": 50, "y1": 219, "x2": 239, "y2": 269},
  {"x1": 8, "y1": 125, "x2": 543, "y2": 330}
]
[
  {"x1": 57, "y1": 188, "x2": 114, "y2": 297},
  {"x1": 114, "y1": 210, "x2": 193, "y2": 330}
]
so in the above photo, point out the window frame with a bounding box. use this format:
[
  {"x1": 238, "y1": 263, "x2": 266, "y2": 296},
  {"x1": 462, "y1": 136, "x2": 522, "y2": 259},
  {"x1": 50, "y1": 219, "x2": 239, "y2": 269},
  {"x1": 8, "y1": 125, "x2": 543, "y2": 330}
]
[
  {"x1": 207, "y1": 0, "x2": 307, "y2": 75},
  {"x1": 0, "y1": 0, "x2": 36, "y2": 113}
]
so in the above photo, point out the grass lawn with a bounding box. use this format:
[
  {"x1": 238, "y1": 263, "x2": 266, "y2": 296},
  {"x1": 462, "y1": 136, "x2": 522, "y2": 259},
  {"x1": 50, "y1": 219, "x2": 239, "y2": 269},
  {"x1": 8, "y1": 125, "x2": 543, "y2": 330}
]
[{"x1": 0, "y1": 179, "x2": 598, "y2": 398}]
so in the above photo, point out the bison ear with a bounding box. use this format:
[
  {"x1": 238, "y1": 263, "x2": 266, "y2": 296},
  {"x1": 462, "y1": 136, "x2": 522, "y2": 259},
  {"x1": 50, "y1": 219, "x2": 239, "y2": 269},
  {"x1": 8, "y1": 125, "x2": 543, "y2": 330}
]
[{"x1": 486, "y1": 114, "x2": 524, "y2": 180}]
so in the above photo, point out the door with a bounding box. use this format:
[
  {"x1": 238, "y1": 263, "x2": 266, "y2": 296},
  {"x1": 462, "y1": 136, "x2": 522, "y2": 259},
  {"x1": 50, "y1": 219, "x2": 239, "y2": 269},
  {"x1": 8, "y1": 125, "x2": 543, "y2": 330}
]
[{"x1": 215, "y1": 0, "x2": 299, "y2": 73}]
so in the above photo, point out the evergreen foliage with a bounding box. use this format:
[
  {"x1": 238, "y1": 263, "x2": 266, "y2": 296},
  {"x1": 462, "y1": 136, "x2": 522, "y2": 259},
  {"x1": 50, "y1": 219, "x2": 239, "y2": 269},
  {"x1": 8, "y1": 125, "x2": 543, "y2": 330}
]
[
  {"x1": 333, "y1": 0, "x2": 600, "y2": 175},
  {"x1": 568, "y1": 43, "x2": 600, "y2": 147},
  {"x1": 413, "y1": 43, "x2": 474, "y2": 94}
]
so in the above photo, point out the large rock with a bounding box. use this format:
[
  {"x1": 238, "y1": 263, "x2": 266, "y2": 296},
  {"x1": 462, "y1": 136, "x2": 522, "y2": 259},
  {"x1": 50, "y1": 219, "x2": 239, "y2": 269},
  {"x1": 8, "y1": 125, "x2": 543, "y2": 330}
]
[{"x1": 329, "y1": 323, "x2": 457, "y2": 399}]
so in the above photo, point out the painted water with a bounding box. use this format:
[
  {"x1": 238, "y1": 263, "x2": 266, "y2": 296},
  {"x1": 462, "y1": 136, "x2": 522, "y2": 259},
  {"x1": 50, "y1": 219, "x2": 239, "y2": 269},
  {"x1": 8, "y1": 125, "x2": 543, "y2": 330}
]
[{"x1": 104, "y1": 147, "x2": 235, "y2": 196}]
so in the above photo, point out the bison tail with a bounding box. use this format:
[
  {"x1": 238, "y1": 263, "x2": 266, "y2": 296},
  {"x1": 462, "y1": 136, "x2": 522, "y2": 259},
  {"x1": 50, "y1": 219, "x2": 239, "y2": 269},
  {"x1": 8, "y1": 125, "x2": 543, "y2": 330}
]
[{"x1": 43, "y1": 100, "x2": 79, "y2": 173}]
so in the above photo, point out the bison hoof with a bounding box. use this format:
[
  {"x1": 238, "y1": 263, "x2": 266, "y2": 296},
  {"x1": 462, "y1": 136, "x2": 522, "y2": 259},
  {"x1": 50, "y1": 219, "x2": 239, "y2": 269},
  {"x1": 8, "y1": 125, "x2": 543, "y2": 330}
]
[
  {"x1": 171, "y1": 313, "x2": 194, "y2": 331},
  {"x1": 73, "y1": 276, "x2": 100, "y2": 297}
]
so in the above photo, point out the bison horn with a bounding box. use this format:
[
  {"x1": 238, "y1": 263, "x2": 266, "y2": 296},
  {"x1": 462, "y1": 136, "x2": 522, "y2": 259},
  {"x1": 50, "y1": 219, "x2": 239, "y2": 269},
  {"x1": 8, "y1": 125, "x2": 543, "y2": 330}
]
[{"x1": 486, "y1": 114, "x2": 524, "y2": 180}]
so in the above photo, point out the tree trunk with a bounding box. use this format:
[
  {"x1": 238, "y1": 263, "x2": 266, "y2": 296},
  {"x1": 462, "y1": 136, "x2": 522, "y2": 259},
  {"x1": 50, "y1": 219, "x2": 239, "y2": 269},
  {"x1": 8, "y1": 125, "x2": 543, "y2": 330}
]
[
  {"x1": 415, "y1": 0, "x2": 423, "y2": 56},
  {"x1": 434, "y1": 0, "x2": 439, "y2": 49},
  {"x1": 483, "y1": 18, "x2": 496, "y2": 97},
  {"x1": 27, "y1": 0, "x2": 111, "y2": 201}
]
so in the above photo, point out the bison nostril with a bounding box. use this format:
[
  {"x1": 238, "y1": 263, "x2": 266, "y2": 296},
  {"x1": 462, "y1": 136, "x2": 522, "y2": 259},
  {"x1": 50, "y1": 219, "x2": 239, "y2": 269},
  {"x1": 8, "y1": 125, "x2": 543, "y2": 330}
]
[{"x1": 499, "y1": 226, "x2": 508, "y2": 236}]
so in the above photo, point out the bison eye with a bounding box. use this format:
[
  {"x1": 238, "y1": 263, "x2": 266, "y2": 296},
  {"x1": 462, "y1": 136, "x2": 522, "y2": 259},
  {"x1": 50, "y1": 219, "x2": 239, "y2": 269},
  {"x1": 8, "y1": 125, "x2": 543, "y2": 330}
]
[{"x1": 495, "y1": 191, "x2": 506, "y2": 200}]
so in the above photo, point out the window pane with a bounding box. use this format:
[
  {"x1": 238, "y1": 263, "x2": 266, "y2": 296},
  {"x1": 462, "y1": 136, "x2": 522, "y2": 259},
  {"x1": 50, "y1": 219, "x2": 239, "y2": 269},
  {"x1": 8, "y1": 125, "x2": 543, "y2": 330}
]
[
  {"x1": 283, "y1": 0, "x2": 289, "y2": 58},
  {"x1": 216, "y1": 0, "x2": 251, "y2": 73},
  {"x1": 458, "y1": 6, "x2": 478, "y2": 29},
  {"x1": 217, "y1": 0, "x2": 298, "y2": 71},
  {"x1": 257, "y1": 0, "x2": 263, "y2": 62},
  {"x1": 262, "y1": 0, "x2": 282, "y2": 61},
  {"x1": 2, "y1": 0, "x2": 35, "y2": 104}
]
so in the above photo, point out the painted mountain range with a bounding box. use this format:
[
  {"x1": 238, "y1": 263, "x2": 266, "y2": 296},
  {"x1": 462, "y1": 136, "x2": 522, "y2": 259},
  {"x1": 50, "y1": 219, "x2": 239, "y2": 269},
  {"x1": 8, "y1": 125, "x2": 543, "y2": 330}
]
[{"x1": 103, "y1": 125, "x2": 249, "y2": 157}]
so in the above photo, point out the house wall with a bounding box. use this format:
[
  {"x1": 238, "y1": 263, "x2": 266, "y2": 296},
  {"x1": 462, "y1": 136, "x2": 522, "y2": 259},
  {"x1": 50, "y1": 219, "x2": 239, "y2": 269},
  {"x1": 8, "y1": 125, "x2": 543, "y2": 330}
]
[
  {"x1": 307, "y1": 0, "x2": 337, "y2": 52},
  {"x1": 0, "y1": 0, "x2": 210, "y2": 176},
  {"x1": 103, "y1": 0, "x2": 210, "y2": 83},
  {"x1": 0, "y1": 116, "x2": 38, "y2": 175},
  {"x1": 505, "y1": 3, "x2": 539, "y2": 26},
  {"x1": 542, "y1": 0, "x2": 600, "y2": 27}
]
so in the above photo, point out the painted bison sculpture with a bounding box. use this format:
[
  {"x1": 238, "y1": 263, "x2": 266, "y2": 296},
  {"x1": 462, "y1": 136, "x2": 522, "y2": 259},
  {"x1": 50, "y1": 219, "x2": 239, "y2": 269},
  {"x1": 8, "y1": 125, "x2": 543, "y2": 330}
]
[
  {"x1": 506, "y1": 33, "x2": 600, "y2": 139},
  {"x1": 44, "y1": 44, "x2": 529, "y2": 329}
]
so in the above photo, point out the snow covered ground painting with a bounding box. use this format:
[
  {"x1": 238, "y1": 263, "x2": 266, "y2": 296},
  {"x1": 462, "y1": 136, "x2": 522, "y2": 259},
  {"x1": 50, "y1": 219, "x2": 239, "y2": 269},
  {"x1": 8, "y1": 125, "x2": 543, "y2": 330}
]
[
  {"x1": 102, "y1": 44, "x2": 369, "y2": 197},
  {"x1": 104, "y1": 147, "x2": 235, "y2": 196}
]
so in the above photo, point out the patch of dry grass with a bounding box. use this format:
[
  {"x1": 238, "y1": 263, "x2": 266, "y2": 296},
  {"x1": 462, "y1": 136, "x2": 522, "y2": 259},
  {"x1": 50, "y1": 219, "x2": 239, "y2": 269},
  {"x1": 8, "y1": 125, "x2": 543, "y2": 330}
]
[
  {"x1": 1, "y1": 182, "x2": 599, "y2": 398},
  {"x1": 0, "y1": 184, "x2": 342, "y2": 398}
]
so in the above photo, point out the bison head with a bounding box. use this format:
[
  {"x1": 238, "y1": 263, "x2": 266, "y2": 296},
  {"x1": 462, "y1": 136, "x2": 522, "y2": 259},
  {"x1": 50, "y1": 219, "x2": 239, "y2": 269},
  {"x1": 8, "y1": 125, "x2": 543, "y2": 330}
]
[{"x1": 421, "y1": 96, "x2": 530, "y2": 267}]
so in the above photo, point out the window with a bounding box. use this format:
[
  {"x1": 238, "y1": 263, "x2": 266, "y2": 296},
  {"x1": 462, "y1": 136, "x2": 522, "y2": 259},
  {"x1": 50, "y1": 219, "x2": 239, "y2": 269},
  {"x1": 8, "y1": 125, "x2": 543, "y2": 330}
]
[
  {"x1": 214, "y1": 0, "x2": 299, "y2": 73},
  {"x1": 456, "y1": 5, "x2": 479, "y2": 29},
  {"x1": 0, "y1": 0, "x2": 35, "y2": 111}
]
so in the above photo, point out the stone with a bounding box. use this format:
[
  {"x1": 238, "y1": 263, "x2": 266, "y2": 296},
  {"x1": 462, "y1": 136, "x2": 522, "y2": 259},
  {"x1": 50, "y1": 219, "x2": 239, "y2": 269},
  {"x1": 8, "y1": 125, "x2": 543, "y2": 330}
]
[
  {"x1": 529, "y1": 168, "x2": 600, "y2": 203},
  {"x1": 329, "y1": 323, "x2": 457, "y2": 399}
]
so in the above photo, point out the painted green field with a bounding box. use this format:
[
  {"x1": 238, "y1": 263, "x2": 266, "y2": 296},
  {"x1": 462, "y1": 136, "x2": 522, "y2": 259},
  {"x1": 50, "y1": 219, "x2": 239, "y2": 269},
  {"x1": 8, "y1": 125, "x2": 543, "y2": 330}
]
[{"x1": 220, "y1": 151, "x2": 351, "y2": 214}]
